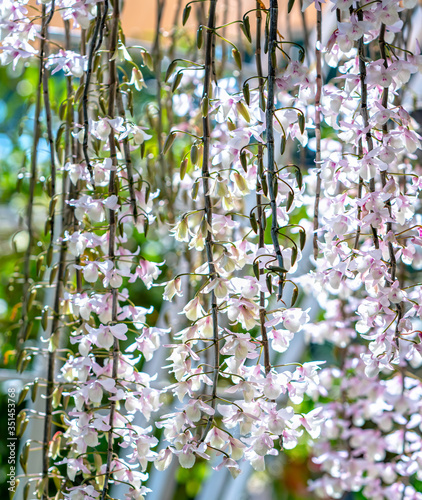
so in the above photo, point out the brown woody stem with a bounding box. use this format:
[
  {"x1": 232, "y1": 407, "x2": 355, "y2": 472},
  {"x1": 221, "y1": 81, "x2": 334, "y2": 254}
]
[
  {"x1": 200, "y1": 0, "x2": 219, "y2": 442},
  {"x1": 266, "y1": 0, "x2": 285, "y2": 301},
  {"x1": 313, "y1": 8, "x2": 322, "y2": 259},
  {"x1": 256, "y1": 2, "x2": 270, "y2": 374},
  {"x1": 101, "y1": 1, "x2": 120, "y2": 497}
]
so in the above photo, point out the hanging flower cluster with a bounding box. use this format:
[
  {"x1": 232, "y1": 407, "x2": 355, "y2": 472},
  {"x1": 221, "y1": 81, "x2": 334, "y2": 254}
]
[
  {"x1": 3, "y1": 1, "x2": 165, "y2": 498},
  {"x1": 300, "y1": 0, "x2": 422, "y2": 497},
  {"x1": 2, "y1": 0, "x2": 422, "y2": 499},
  {"x1": 154, "y1": 0, "x2": 328, "y2": 480},
  {"x1": 310, "y1": 347, "x2": 422, "y2": 499}
]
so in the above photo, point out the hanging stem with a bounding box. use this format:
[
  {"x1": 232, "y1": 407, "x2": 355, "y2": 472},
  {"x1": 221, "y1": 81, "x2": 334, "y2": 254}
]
[
  {"x1": 200, "y1": 0, "x2": 219, "y2": 441},
  {"x1": 357, "y1": 4, "x2": 379, "y2": 249},
  {"x1": 154, "y1": 0, "x2": 171, "y2": 213},
  {"x1": 96, "y1": 0, "x2": 109, "y2": 51},
  {"x1": 219, "y1": 0, "x2": 229, "y2": 77},
  {"x1": 379, "y1": 23, "x2": 397, "y2": 280},
  {"x1": 379, "y1": 24, "x2": 404, "y2": 372},
  {"x1": 64, "y1": 19, "x2": 78, "y2": 240},
  {"x1": 40, "y1": 2, "x2": 60, "y2": 497},
  {"x1": 18, "y1": 15, "x2": 45, "y2": 350},
  {"x1": 41, "y1": 226, "x2": 68, "y2": 500},
  {"x1": 313, "y1": 7, "x2": 322, "y2": 259},
  {"x1": 64, "y1": 20, "x2": 73, "y2": 166},
  {"x1": 353, "y1": 139, "x2": 363, "y2": 250},
  {"x1": 256, "y1": 1, "x2": 270, "y2": 374},
  {"x1": 299, "y1": 0, "x2": 310, "y2": 59},
  {"x1": 166, "y1": 0, "x2": 183, "y2": 153},
  {"x1": 236, "y1": 0, "x2": 243, "y2": 89},
  {"x1": 74, "y1": 30, "x2": 87, "y2": 293},
  {"x1": 266, "y1": 0, "x2": 285, "y2": 301},
  {"x1": 116, "y1": 90, "x2": 137, "y2": 222},
  {"x1": 101, "y1": 1, "x2": 120, "y2": 497},
  {"x1": 380, "y1": 26, "x2": 407, "y2": 491},
  {"x1": 42, "y1": 12, "x2": 57, "y2": 248},
  {"x1": 169, "y1": 0, "x2": 183, "y2": 60},
  {"x1": 82, "y1": 3, "x2": 103, "y2": 186}
]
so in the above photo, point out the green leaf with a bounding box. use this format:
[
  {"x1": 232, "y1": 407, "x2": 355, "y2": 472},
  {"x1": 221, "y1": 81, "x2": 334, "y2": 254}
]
[
  {"x1": 24, "y1": 323, "x2": 33, "y2": 342},
  {"x1": 197, "y1": 27, "x2": 203, "y2": 49},
  {"x1": 74, "y1": 84, "x2": 85, "y2": 104},
  {"x1": 27, "y1": 289, "x2": 37, "y2": 312},
  {"x1": 291, "y1": 245, "x2": 298, "y2": 266},
  {"x1": 262, "y1": 213, "x2": 267, "y2": 230},
  {"x1": 17, "y1": 415, "x2": 28, "y2": 437},
  {"x1": 243, "y1": 82, "x2": 250, "y2": 106},
  {"x1": 16, "y1": 410, "x2": 26, "y2": 436},
  {"x1": 227, "y1": 118, "x2": 236, "y2": 131},
  {"x1": 299, "y1": 229, "x2": 306, "y2": 250},
  {"x1": 266, "y1": 274, "x2": 272, "y2": 294},
  {"x1": 264, "y1": 17, "x2": 270, "y2": 54},
  {"x1": 242, "y1": 16, "x2": 252, "y2": 43},
  {"x1": 261, "y1": 176, "x2": 268, "y2": 197},
  {"x1": 20, "y1": 441, "x2": 30, "y2": 474},
  {"x1": 253, "y1": 262, "x2": 260, "y2": 279},
  {"x1": 236, "y1": 101, "x2": 250, "y2": 122},
  {"x1": 250, "y1": 213, "x2": 258, "y2": 234},
  {"x1": 48, "y1": 196, "x2": 58, "y2": 217},
  {"x1": 190, "y1": 144, "x2": 199, "y2": 165},
  {"x1": 165, "y1": 60, "x2": 178, "y2": 83},
  {"x1": 202, "y1": 95, "x2": 209, "y2": 117},
  {"x1": 232, "y1": 48, "x2": 242, "y2": 70},
  {"x1": 240, "y1": 150, "x2": 248, "y2": 172},
  {"x1": 182, "y1": 4, "x2": 192, "y2": 25},
  {"x1": 18, "y1": 386, "x2": 29, "y2": 406},
  {"x1": 171, "y1": 71, "x2": 183, "y2": 92},
  {"x1": 280, "y1": 135, "x2": 286, "y2": 155},
  {"x1": 291, "y1": 286, "x2": 299, "y2": 306},
  {"x1": 288, "y1": 0, "x2": 295, "y2": 13},
  {"x1": 268, "y1": 265, "x2": 287, "y2": 274},
  {"x1": 46, "y1": 244, "x2": 53, "y2": 267},
  {"x1": 23, "y1": 481, "x2": 30, "y2": 500},
  {"x1": 41, "y1": 307, "x2": 49, "y2": 331},
  {"x1": 49, "y1": 264, "x2": 58, "y2": 286},
  {"x1": 298, "y1": 112, "x2": 305, "y2": 134},
  {"x1": 36, "y1": 478, "x2": 48, "y2": 499},
  {"x1": 296, "y1": 168, "x2": 303, "y2": 189},
  {"x1": 58, "y1": 100, "x2": 67, "y2": 121},
  {"x1": 180, "y1": 158, "x2": 188, "y2": 180},
  {"x1": 142, "y1": 50, "x2": 154, "y2": 71},
  {"x1": 31, "y1": 378, "x2": 39, "y2": 403},
  {"x1": 286, "y1": 191, "x2": 294, "y2": 211},
  {"x1": 192, "y1": 180, "x2": 199, "y2": 200},
  {"x1": 273, "y1": 176, "x2": 278, "y2": 195},
  {"x1": 44, "y1": 217, "x2": 51, "y2": 237},
  {"x1": 10, "y1": 479, "x2": 19, "y2": 499},
  {"x1": 259, "y1": 92, "x2": 266, "y2": 112},
  {"x1": 21, "y1": 356, "x2": 31, "y2": 373},
  {"x1": 163, "y1": 132, "x2": 177, "y2": 154},
  {"x1": 52, "y1": 387, "x2": 63, "y2": 409}
]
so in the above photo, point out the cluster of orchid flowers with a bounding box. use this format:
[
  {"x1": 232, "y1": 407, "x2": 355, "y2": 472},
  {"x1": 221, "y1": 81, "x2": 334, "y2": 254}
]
[
  {"x1": 301, "y1": 0, "x2": 422, "y2": 497},
  {"x1": 3, "y1": 0, "x2": 422, "y2": 499}
]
